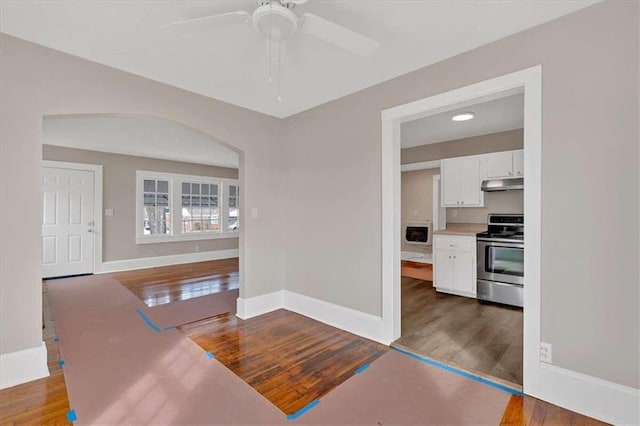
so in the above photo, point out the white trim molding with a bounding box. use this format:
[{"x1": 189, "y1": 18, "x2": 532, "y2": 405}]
[
  {"x1": 0, "y1": 342, "x2": 49, "y2": 389},
  {"x1": 400, "y1": 160, "x2": 441, "y2": 172},
  {"x1": 537, "y1": 363, "x2": 640, "y2": 425},
  {"x1": 100, "y1": 249, "x2": 238, "y2": 273},
  {"x1": 235, "y1": 290, "x2": 387, "y2": 344},
  {"x1": 42, "y1": 160, "x2": 103, "y2": 274},
  {"x1": 382, "y1": 67, "x2": 544, "y2": 397},
  {"x1": 283, "y1": 291, "x2": 386, "y2": 344},
  {"x1": 236, "y1": 291, "x2": 284, "y2": 320}
]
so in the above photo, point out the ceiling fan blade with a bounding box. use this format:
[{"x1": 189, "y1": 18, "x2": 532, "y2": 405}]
[
  {"x1": 162, "y1": 11, "x2": 250, "y2": 30},
  {"x1": 299, "y1": 13, "x2": 379, "y2": 57}
]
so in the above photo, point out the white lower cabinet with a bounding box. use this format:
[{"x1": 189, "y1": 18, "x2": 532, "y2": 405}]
[{"x1": 433, "y1": 235, "x2": 477, "y2": 298}]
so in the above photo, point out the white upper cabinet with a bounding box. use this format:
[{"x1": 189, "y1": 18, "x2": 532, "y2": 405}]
[
  {"x1": 513, "y1": 150, "x2": 524, "y2": 177},
  {"x1": 480, "y1": 149, "x2": 524, "y2": 179},
  {"x1": 483, "y1": 151, "x2": 514, "y2": 178},
  {"x1": 441, "y1": 156, "x2": 483, "y2": 207}
]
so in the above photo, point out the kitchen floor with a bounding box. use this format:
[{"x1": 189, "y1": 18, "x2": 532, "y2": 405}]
[{"x1": 392, "y1": 277, "x2": 523, "y2": 387}]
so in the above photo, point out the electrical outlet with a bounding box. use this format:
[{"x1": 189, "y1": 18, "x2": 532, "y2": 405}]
[
  {"x1": 104, "y1": 208, "x2": 114, "y2": 217},
  {"x1": 194, "y1": 245, "x2": 200, "y2": 253},
  {"x1": 540, "y1": 342, "x2": 552, "y2": 363},
  {"x1": 251, "y1": 207, "x2": 258, "y2": 219},
  {"x1": 452, "y1": 209, "x2": 458, "y2": 218}
]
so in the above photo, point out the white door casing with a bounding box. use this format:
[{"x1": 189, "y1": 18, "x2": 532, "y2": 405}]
[
  {"x1": 381, "y1": 66, "x2": 541, "y2": 397},
  {"x1": 42, "y1": 167, "x2": 95, "y2": 277}
]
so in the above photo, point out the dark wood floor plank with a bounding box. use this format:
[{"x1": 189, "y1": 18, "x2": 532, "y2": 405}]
[
  {"x1": 0, "y1": 266, "x2": 609, "y2": 426},
  {"x1": 113, "y1": 258, "x2": 239, "y2": 306},
  {"x1": 393, "y1": 277, "x2": 524, "y2": 386},
  {"x1": 0, "y1": 282, "x2": 71, "y2": 426},
  {"x1": 500, "y1": 395, "x2": 609, "y2": 425},
  {"x1": 178, "y1": 309, "x2": 388, "y2": 415}
]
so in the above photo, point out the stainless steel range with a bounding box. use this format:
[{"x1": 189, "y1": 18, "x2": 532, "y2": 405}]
[{"x1": 476, "y1": 214, "x2": 524, "y2": 308}]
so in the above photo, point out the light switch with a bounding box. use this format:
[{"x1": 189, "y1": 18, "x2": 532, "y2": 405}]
[
  {"x1": 251, "y1": 207, "x2": 258, "y2": 219},
  {"x1": 105, "y1": 208, "x2": 114, "y2": 217}
]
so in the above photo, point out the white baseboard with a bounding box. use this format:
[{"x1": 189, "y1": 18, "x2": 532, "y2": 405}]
[
  {"x1": 0, "y1": 342, "x2": 49, "y2": 389},
  {"x1": 536, "y1": 362, "x2": 639, "y2": 425},
  {"x1": 100, "y1": 249, "x2": 239, "y2": 273},
  {"x1": 235, "y1": 289, "x2": 386, "y2": 344},
  {"x1": 236, "y1": 290, "x2": 284, "y2": 319},
  {"x1": 234, "y1": 289, "x2": 639, "y2": 424},
  {"x1": 282, "y1": 290, "x2": 386, "y2": 344}
]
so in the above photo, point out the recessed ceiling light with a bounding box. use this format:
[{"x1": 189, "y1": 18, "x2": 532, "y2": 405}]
[{"x1": 452, "y1": 112, "x2": 475, "y2": 121}]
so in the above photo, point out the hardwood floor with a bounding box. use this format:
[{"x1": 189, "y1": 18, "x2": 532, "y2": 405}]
[
  {"x1": 0, "y1": 282, "x2": 70, "y2": 425},
  {"x1": 0, "y1": 267, "x2": 607, "y2": 425},
  {"x1": 178, "y1": 309, "x2": 389, "y2": 416},
  {"x1": 501, "y1": 395, "x2": 608, "y2": 425},
  {"x1": 393, "y1": 277, "x2": 523, "y2": 386},
  {"x1": 401, "y1": 260, "x2": 433, "y2": 281},
  {"x1": 113, "y1": 258, "x2": 239, "y2": 307}
]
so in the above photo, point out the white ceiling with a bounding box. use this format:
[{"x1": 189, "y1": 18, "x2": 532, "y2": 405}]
[
  {"x1": 1, "y1": 1, "x2": 597, "y2": 118},
  {"x1": 43, "y1": 116, "x2": 240, "y2": 168},
  {"x1": 401, "y1": 93, "x2": 524, "y2": 148}
]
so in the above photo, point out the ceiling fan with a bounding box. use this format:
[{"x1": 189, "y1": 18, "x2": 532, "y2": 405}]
[{"x1": 163, "y1": 0, "x2": 380, "y2": 57}]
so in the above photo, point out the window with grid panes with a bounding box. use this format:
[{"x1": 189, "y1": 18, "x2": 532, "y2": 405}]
[
  {"x1": 228, "y1": 184, "x2": 239, "y2": 232},
  {"x1": 137, "y1": 170, "x2": 238, "y2": 244},
  {"x1": 181, "y1": 182, "x2": 220, "y2": 233},
  {"x1": 142, "y1": 179, "x2": 170, "y2": 235}
]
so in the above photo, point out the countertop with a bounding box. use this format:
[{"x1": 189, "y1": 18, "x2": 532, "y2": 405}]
[{"x1": 433, "y1": 223, "x2": 487, "y2": 237}]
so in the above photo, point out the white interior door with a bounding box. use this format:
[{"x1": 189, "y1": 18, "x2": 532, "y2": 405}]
[{"x1": 42, "y1": 167, "x2": 95, "y2": 278}]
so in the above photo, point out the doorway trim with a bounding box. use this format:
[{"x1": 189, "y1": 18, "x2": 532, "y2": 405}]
[
  {"x1": 380, "y1": 66, "x2": 542, "y2": 396},
  {"x1": 42, "y1": 160, "x2": 104, "y2": 274}
]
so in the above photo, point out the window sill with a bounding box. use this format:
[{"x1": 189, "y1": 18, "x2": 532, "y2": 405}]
[{"x1": 136, "y1": 232, "x2": 239, "y2": 245}]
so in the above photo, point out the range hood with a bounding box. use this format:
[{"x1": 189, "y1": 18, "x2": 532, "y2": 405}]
[{"x1": 481, "y1": 177, "x2": 524, "y2": 192}]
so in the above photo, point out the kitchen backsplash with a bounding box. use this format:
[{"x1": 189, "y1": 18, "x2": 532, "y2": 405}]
[{"x1": 446, "y1": 190, "x2": 524, "y2": 224}]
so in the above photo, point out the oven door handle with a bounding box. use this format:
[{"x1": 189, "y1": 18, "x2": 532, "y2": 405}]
[{"x1": 477, "y1": 240, "x2": 524, "y2": 249}]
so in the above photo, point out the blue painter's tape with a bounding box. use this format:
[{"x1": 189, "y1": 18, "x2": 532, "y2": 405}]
[
  {"x1": 392, "y1": 347, "x2": 523, "y2": 396},
  {"x1": 286, "y1": 399, "x2": 319, "y2": 421},
  {"x1": 136, "y1": 308, "x2": 161, "y2": 333},
  {"x1": 67, "y1": 409, "x2": 77, "y2": 423},
  {"x1": 53, "y1": 337, "x2": 60, "y2": 343},
  {"x1": 206, "y1": 352, "x2": 215, "y2": 359},
  {"x1": 354, "y1": 363, "x2": 369, "y2": 374},
  {"x1": 58, "y1": 360, "x2": 65, "y2": 367}
]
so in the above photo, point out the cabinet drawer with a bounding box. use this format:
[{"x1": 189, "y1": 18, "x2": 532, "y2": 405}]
[{"x1": 434, "y1": 235, "x2": 475, "y2": 252}]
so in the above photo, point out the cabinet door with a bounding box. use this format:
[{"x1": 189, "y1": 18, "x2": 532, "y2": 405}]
[
  {"x1": 513, "y1": 150, "x2": 524, "y2": 177},
  {"x1": 452, "y1": 251, "x2": 475, "y2": 295},
  {"x1": 441, "y1": 159, "x2": 461, "y2": 207},
  {"x1": 457, "y1": 156, "x2": 482, "y2": 206},
  {"x1": 434, "y1": 250, "x2": 454, "y2": 290},
  {"x1": 484, "y1": 151, "x2": 514, "y2": 179}
]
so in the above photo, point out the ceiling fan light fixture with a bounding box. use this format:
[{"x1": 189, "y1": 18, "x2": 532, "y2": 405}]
[{"x1": 252, "y1": 3, "x2": 298, "y2": 42}]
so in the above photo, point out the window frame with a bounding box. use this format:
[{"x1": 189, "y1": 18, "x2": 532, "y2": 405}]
[{"x1": 136, "y1": 170, "x2": 239, "y2": 245}]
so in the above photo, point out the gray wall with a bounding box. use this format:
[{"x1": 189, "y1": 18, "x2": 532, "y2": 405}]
[
  {"x1": 42, "y1": 145, "x2": 239, "y2": 262},
  {"x1": 1, "y1": 0, "x2": 638, "y2": 391},
  {"x1": 402, "y1": 129, "x2": 523, "y2": 164},
  {"x1": 0, "y1": 34, "x2": 285, "y2": 357},
  {"x1": 281, "y1": 2, "x2": 638, "y2": 388},
  {"x1": 447, "y1": 191, "x2": 523, "y2": 224},
  {"x1": 401, "y1": 168, "x2": 439, "y2": 252}
]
